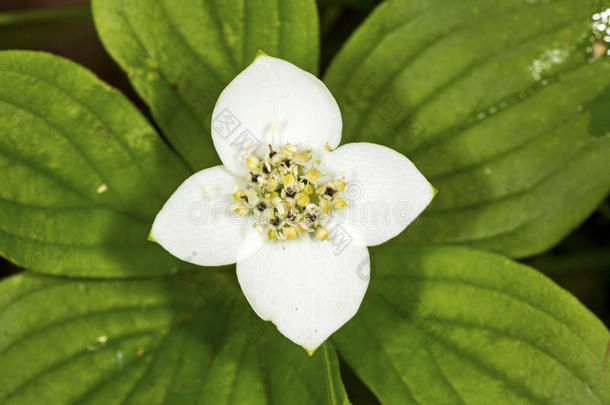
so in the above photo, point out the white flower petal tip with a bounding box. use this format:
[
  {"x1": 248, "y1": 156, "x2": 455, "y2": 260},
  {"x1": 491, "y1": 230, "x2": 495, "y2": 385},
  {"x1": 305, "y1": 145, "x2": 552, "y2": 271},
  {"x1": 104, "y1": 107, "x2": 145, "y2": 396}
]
[
  {"x1": 304, "y1": 346, "x2": 316, "y2": 357},
  {"x1": 150, "y1": 165, "x2": 263, "y2": 267},
  {"x1": 325, "y1": 142, "x2": 436, "y2": 246},
  {"x1": 236, "y1": 237, "x2": 370, "y2": 354},
  {"x1": 254, "y1": 49, "x2": 269, "y2": 60},
  {"x1": 265, "y1": 319, "x2": 318, "y2": 356},
  {"x1": 147, "y1": 232, "x2": 158, "y2": 243},
  {"x1": 211, "y1": 54, "x2": 342, "y2": 175}
]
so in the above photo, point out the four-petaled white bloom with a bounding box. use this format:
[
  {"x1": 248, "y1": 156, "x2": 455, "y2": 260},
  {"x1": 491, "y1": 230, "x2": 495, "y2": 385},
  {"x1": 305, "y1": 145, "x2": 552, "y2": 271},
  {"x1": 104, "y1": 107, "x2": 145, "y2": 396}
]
[{"x1": 150, "y1": 53, "x2": 435, "y2": 354}]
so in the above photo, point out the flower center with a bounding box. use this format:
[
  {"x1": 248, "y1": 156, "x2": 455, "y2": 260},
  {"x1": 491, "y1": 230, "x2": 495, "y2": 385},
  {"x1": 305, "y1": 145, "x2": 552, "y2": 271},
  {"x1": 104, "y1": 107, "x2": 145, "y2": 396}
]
[{"x1": 230, "y1": 143, "x2": 346, "y2": 241}]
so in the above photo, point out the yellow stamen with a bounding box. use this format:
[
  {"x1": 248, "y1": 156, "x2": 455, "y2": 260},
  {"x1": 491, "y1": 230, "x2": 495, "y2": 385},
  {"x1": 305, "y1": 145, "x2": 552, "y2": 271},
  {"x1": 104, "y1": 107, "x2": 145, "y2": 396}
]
[
  {"x1": 234, "y1": 207, "x2": 249, "y2": 216},
  {"x1": 283, "y1": 227, "x2": 297, "y2": 240},
  {"x1": 302, "y1": 183, "x2": 313, "y2": 195},
  {"x1": 247, "y1": 156, "x2": 260, "y2": 170},
  {"x1": 229, "y1": 142, "x2": 348, "y2": 242},
  {"x1": 283, "y1": 173, "x2": 296, "y2": 187},
  {"x1": 296, "y1": 193, "x2": 310, "y2": 207},
  {"x1": 305, "y1": 168, "x2": 320, "y2": 183},
  {"x1": 334, "y1": 198, "x2": 346, "y2": 209},
  {"x1": 320, "y1": 199, "x2": 331, "y2": 214},
  {"x1": 266, "y1": 177, "x2": 279, "y2": 191},
  {"x1": 315, "y1": 227, "x2": 328, "y2": 240},
  {"x1": 293, "y1": 151, "x2": 309, "y2": 165}
]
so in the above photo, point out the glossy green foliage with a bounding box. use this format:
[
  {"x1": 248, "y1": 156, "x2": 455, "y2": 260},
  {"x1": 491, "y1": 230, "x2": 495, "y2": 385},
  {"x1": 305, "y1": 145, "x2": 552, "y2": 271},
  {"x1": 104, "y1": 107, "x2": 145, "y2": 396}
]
[
  {"x1": 92, "y1": 0, "x2": 320, "y2": 171},
  {"x1": 0, "y1": 270, "x2": 350, "y2": 404},
  {"x1": 335, "y1": 245, "x2": 610, "y2": 404},
  {"x1": 0, "y1": 1, "x2": 609, "y2": 403},
  {"x1": 0, "y1": 51, "x2": 191, "y2": 277},
  {"x1": 325, "y1": 0, "x2": 610, "y2": 258}
]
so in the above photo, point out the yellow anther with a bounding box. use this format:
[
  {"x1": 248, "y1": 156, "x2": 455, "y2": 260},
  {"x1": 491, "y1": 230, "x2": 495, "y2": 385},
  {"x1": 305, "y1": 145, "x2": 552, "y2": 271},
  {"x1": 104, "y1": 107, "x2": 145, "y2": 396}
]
[
  {"x1": 234, "y1": 207, "x2": 250, "y2": 216},
  {"x1": 305, "y1": 168, "x2": 320, "y2": 183},
  {"x1": 266, "y1": 177, "x2": 279, "y2": 191},
  {"x1": 233, "y1": 191, "x2": 244, "y2": 201},
  {"x1": 303, "y1": 183, "x2": 314, "y2": 195},
  {"x1": 247, "y1": 156, "x2": 260, "y2": 170},
  {"x1": 293, "y1": 151, "x2": 309, "y2": 165},
  {"x1": 283, "y1": 173, "x2": 296, "y2": 186},
  {"x1": 267, "y1": 230, "x2": 277, "y2": 240},
  {"x1": 334, "y1": 198, "x2": 346, "y2": 209},
  {"x1": 315, "y1": 227, "x2": 328, "y2": 240},
  {"x1": 336, "y1": 181, "x2": 346, "y2": 191},
  {"x1": 296, "y1": 193, "x2": 310, "y2": 207},
  {"x1": 320, "y1": 199, "x2": 331, "y2": 214},
  {"x1": 283, "y1": 227, "x2": 297, "y2": 240}
]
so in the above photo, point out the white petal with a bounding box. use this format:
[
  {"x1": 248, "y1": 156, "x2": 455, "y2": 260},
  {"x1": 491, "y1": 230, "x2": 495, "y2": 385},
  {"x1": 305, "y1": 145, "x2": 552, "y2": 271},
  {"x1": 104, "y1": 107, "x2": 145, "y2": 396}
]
[
  {"x1": 151, "y1": 166, "x2": 263, "y2": 266},
  {"x1": 211, "y1": 54, "x2": 342, "y2": 175},
  {"x1": 236, "y1": 236, "x2": 369, "y2": 354},
  {"x1": 324, "y1": 142, "x2": 435, "y2": 246}
]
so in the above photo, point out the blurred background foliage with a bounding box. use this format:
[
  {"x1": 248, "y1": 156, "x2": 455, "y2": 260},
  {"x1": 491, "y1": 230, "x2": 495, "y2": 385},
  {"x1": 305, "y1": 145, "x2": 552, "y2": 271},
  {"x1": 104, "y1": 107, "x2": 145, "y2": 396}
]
[{"x1": 0, "y1": 3, "x2": 608, "y2": 396}]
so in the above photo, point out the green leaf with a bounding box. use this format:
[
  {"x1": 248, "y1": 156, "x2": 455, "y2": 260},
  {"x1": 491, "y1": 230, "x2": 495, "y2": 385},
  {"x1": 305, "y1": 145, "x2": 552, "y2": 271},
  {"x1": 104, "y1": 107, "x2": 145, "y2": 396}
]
[
  {"x1": 0, "y1": 51, "x2": 190, "y2": 278},
  {"x1": 92, "y1": 0, "x2": 320, "y2": 171},
  {"x1": 334, "y1": 245, "x2": 610, "y2": 404},
  {"x1": 324, "y1": 0, "x2": 610, "y2": 258},
  {"x1": 0, "y1": 270, "x2": 350, "y2": 405},
  {"x1": 0, "y1": 6, "x2": 94, "y2": 50}
]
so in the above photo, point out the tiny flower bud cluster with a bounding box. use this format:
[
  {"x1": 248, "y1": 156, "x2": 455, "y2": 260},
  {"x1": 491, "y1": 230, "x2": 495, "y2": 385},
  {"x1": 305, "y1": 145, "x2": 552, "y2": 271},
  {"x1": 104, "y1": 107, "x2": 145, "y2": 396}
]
[{"x1": 230, "y1": 143, "x2": 346, "y2": 241}]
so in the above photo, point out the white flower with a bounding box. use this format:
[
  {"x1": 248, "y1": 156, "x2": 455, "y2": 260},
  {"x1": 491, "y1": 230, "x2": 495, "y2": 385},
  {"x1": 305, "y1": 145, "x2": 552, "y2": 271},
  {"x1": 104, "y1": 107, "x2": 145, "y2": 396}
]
[{"x1": 150, "y1": 53, "x2": 435, "y2": 354}]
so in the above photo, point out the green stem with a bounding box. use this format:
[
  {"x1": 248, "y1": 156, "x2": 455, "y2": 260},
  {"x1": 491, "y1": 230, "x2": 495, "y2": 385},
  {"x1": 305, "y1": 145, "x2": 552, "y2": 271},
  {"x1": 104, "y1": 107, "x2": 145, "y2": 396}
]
[
  {"x1": 322, "y1": 342, "x2": 339, "y2": 405},
  {"x1": 0, "y1": 5, "x2": 90, "y2": 27}
]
